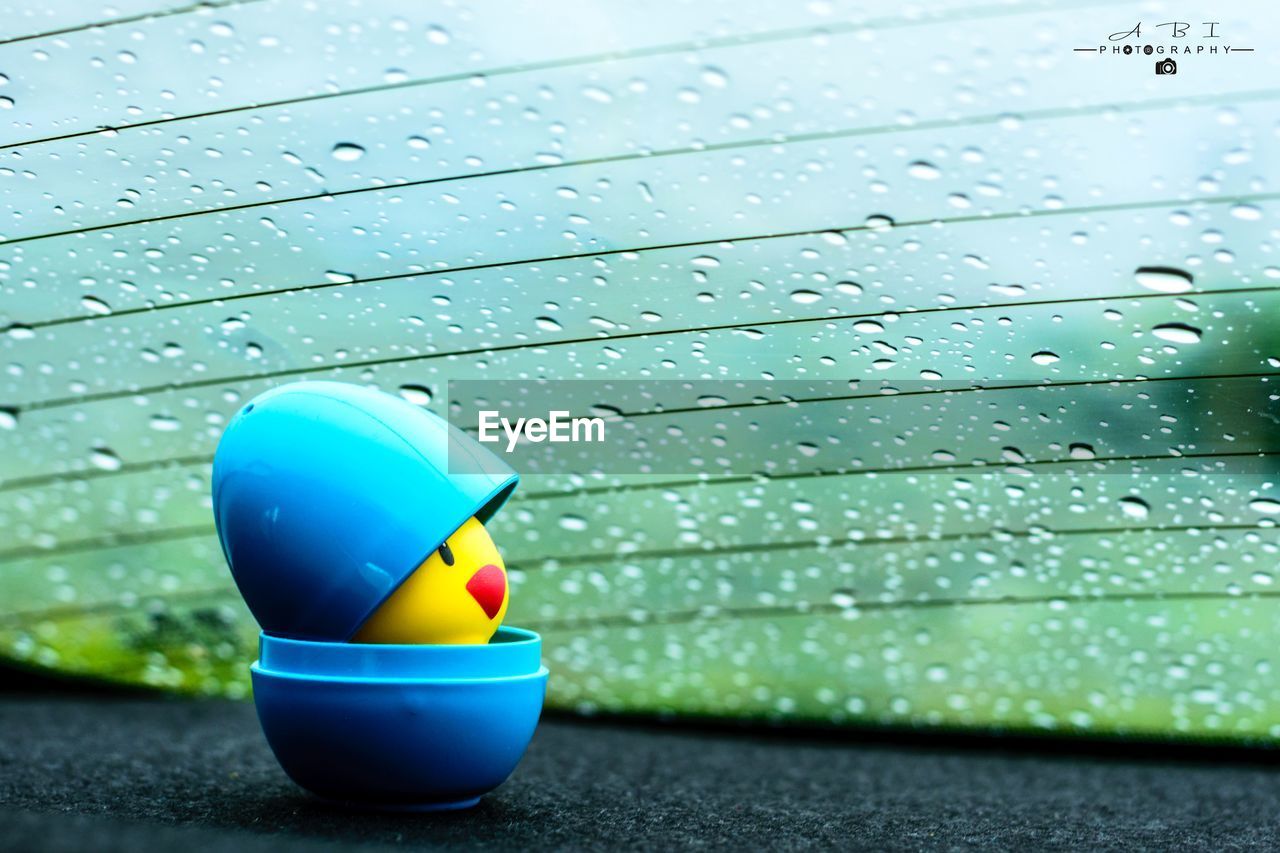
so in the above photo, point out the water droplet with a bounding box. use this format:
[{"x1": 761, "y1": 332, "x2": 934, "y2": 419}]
[
  {"x1": 149, "y1": 414, "x2": 181, "y2": 432},
  {"x1": 535, "y1": 316, "x2": 563, "y2": 332},
  {"x1": 1249, "y1": 498, "x2": 1280, "y2": 515},
  {"x1": 407, "y1": 135, "x2": 430, "y2": 150},
  {"x1": 0, "y1": 408, "x2": 16, "y2": 429},
  {"x1": 331, "y1": 143, "x2": 365, "y2": 162},
  {"x1": 558, "y1": 514, "x2": 588, "y2": 531},
  {"x1": 397, "y1": 384, "x2": 433, "y2": 406},
  {"x1": 852, "y1": 319, "x2": 884, "y2": 333},
  {"x1": 1068, "y1": 442, "x2": 1096, "y2": 460},
  {"x1": 1119, "y1": 496, "x2": 1150, "y2": 521},
  {"x1": 81, "y1": 295, "x2": 112, "y2": 315},
  {"x1": 831, "y1": 589, "x2": 857, "y2": 609},
  {"x1": 789, "y1": 290, "x2": 822, "y2": 305},
  {"x1": 1231, "y1": 204, "x2": 1262, "y2": 221},
  {"x1": 1152, "y1": 323, "x2": 1202, "y2": 344},
  {"x1": 700, "y1": 66, "x2": 729, "y2": 88},
  {"x1": 691, "y1": 256, "x2": 720, "y2": 268},
  {"x1": 907, "y1": 161, "x2": 941, "y2": 180},
  {"x1": 426, "y1": 25, "x2": 451, "y2": 45},
  {"x1": 1031, "y1": 350, "x2": 1060, "y2": 365},
  {"x1": 990, "y1": 283, "x2": 1026, "y2": 297},
  {"x1": 90, "y1": 447, "x2": 122, "y2": 471},
  {"x1": 1135, "y1": 266, "x2": 1193, "y2": 294}
]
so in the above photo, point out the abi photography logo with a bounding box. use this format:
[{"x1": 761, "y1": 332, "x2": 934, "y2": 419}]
[{"x1": 1073, "y1": 21, "x2": 1254, "y2": 75}]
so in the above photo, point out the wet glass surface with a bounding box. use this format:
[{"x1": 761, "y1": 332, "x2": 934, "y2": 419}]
[{"x1": 0, "y1": 0, "x2": 1277, "y2": 738}]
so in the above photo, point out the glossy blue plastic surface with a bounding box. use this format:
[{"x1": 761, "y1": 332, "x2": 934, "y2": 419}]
[
  {"x1": 211, "y1": 381, "x2": 518, "y2": 641},
  {"x1": 257, "y1": 626, "x2": 543, "y2": 680},
  {"x1": 251, "y1": 629, "x2": 547, "y2": 810}
]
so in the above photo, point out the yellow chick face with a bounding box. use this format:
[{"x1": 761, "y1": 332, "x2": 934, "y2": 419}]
[{"x1": 353, "y1": 516, "x2": 508, "y2": 645}]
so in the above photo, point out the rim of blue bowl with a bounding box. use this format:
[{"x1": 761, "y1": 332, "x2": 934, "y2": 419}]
[
  {"x1": 256, "y1": 626, "x2": 543, "y2": 679},
  {"x1": 251, "y1": 663, "x2": 550, "y2": 686}
]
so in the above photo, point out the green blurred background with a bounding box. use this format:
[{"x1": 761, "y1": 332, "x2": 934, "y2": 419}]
[{"x1": 0, "y1": 0, "x2": 1277, "y2": 741}]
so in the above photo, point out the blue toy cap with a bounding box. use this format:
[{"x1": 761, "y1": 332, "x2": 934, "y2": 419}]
[{"x1": 211, "y1": 381, "x2": 518, "y2": 641}]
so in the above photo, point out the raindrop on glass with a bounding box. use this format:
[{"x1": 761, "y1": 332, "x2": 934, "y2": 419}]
[
  {"x1": 397, "y1": 385, "x2": 433, "y2": 406},
  {"x1": 90, "y1": 447, "x2": 123, "y2": 471},
  {"x1": 1249, "y1": 498, "x2": 1280, "y2": 515},
  {"x1": 81, "y1": 295, "x2": 112, "y2": 315},
  {"x1": 559, "y1": 514, "x2": 588, "y2": 531},
  {"x1": 331, "y1": 143, "x2": 366, "y2": 162},
  {"x1": 1151, "y1": 323, "x2": 1201, "y2": 344},
  {"x1": 1135, "y1": 266, "x2": 1193, "y2": 294},
  {"x1": 907, "y1": 161, "x2": 941, "y2": 180},
  {"x1": 1119, "y1": 496, "x2": 1150, "y2": 521}
]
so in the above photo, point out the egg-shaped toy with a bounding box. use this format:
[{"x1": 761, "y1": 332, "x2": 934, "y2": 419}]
[{"x1": 211, "y1": 380, "x2": 547, "y2": 810}]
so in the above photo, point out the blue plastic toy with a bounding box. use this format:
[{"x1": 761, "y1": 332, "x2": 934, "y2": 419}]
[
  {"x1": 211, "y1": 380, "x2": 547, "y2": 811},
  {"x1": 252, "y1": 628, "x2": 547, "y2": 810}
]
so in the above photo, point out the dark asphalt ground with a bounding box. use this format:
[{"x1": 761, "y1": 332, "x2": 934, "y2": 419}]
[{"x1": 2, "y1": 684, "x2": 1280, "y2": 851}]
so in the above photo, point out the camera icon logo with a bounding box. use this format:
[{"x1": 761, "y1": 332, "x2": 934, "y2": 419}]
[{"x1": 1155, "y1": 58, "x2": 1177, "y2": 75}]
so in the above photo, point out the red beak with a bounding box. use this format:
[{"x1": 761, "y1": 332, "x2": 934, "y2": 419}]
[{"x1": 466, "y1": 564, "x2": 506, "y2": 620}]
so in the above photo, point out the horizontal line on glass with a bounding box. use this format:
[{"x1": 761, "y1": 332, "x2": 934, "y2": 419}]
[
  {"x1": 6, "y1": 85, "x2": 1273, "y2": 256},
  {"x1": 1, "y1": 518, "x2": 1270, "y2": 570},
  {"x1": 6, "y1": 575, "x2": 1279, "y2": 631},
  {"x1": 6, "y1": 194, "x2": 1279, "y2": 413},
  {"x1": 529, "y1": 587, "x2": 1280, "y2": 633},
  {"x1": 0, "y1": 0, "x2": 263, "y2": 48},
  {"x1": 2, "y1": 429, "x2": 1278, "y2": 498},
  {"x1": 0, "y1": 0, "x2": 1124, "y2": 149}
]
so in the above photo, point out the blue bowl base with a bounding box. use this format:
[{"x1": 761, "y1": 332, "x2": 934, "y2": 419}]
[{"x1": 314, "y1": 794, "x2": 482, "y2": 813}]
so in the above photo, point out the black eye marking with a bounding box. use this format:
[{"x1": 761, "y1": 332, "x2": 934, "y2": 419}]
[{"x1": 438, "y1": 540, "x2": 455, "y2": 566}]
